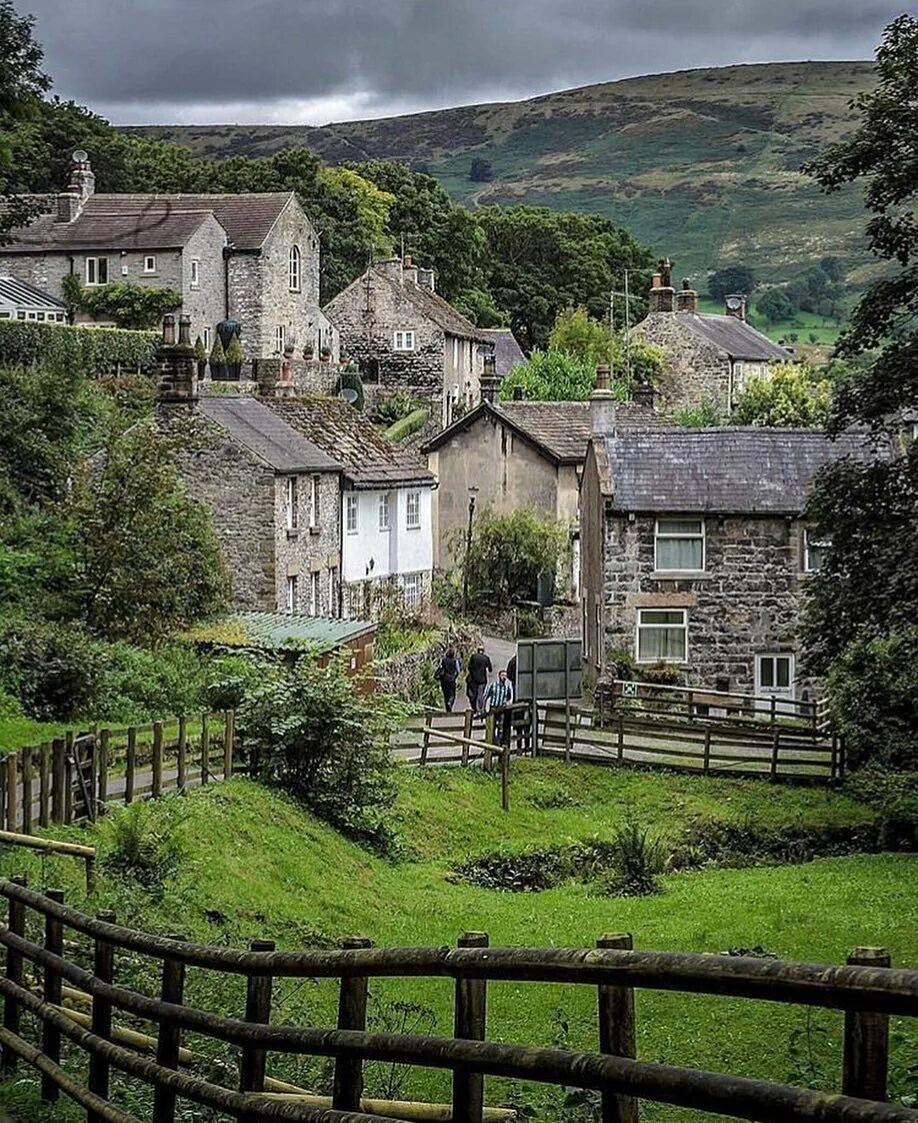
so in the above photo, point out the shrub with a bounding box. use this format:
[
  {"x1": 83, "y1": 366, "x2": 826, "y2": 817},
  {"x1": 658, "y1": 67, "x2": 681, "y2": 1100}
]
[
  {"x1": 599, "y1": 821, "x2": 664, "y2": 897},
  {"x1": 0, "y1": 615, "x2": 105, "y2": 721},
  {"x1": 208, "y1": 334, "x2": 226, "y2": 380},
  {"x1": 65, "y1": 279, "x2": 182, "y2": 330},
  {"x1": 373, "y1": 390, "x2": 416, "y2": 425},
  {"x1": 844, "y1": 764, "x2": 918, "y2": 849},
  {"x1": 99, "y1": 800, "x2": 185, "y2": 896},
  {"x1": 93, "y1": 643, "x2": 206, "y2": 723},
  {"x1": 385, "y1": 407, "x2": 428, "y2": 443},
  {"x1": 338, "y1": 364, "x2": 364, "y2": 409},
  {"x1": 677, "y1": 396, "x2": 724, "y2": 428},
  {"x1": 526, "y1": 784, "x2": 579, "y2": 810},
  {"x1": 0, "y1": 320, "x2": 158, "y2": 376},
  {"x1": 451, "y1": 846, "x2": 572, "y2": 892},
  {"x1": 731, "y1": 364, "x2": 831, "y2": 429}
]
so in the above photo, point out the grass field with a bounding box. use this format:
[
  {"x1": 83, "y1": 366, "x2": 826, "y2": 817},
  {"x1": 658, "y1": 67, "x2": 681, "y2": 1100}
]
[{"x1": 1, "y1": 762, "x2": 914, "y2": 1121}]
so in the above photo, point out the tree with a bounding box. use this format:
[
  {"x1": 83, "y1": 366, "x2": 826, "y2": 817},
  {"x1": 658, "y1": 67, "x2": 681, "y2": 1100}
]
[
  {"x1": 731, "y1": 364, "x2": 831, "y2": 428},
  {"x1": 756, "y1": 288, "x2": 794, "y2": 324},
  {"x1": 547, "y1": 307, "x2": 663, "y2": 392},
  {"x1": 469, "y1": 157, "x2": 494, "y2": 183},
  {"x1": 453, "y1": 287, "x2": 509, "y2": 328},
  {"x1": 819, "y1": 255, "x2": 845, "y2": 283},
  {"x1": 707, "y1": 265, "x2": 756, "y2": 302},
  {"x1": 800, "y1": 14, "x2": 918, "y2": 698},
  {"x1": 499, "y1": 350, "x2": 599, "y2": 402}
]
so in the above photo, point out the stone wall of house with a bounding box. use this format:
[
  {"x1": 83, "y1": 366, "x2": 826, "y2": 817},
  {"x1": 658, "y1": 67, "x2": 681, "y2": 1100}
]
[
  {"x1": 600, "y1": 513, "x2": 818, "y2": 696},
  {"x1": 342, "y1": 571, "x2": 433, "y2": 623},
  {"x1": 181, "y1": 215, "x2": 228, "y2": 348},
  {"x1": 631, "y1": 313, "x2": 732, "y2": 415},
  {"x1": 273, "y1": 470, "x2": 342, "y2": 615},
  {"x1": 157, "y1": 405, "x2": 276, "y2": 610},
  {"x1": 253, "y1": 358, "x2": 340, "y2": 397},
  {"x1": 324, "y1": 272, "x2": 446, "y2": 412}
]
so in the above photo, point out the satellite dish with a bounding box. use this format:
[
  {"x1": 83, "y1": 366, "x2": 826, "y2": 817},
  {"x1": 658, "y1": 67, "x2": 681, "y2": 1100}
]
[
  {"x1": 72, "y1": 149, "x2": 88, "y2": 163},
  {"x1": 340, "y1": 388, "x2": 358, "y2": 405}
]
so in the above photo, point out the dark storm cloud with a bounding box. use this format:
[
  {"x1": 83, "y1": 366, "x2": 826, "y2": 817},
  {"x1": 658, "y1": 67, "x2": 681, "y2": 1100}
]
[{"x1": 23, "y1": 0, "x2": 901, "y2": 124}]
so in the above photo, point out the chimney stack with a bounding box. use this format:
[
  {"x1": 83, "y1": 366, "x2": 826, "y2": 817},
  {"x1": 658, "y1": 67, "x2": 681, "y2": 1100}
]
[
  {"x1": 632, "y1": 381, "x2": 657, "y2": 410},
  {"x1": 724, "y1": 294, "x2": 747, "y2": 321},
  {"x1": 56, "y1": 150, "x2": 95, "y2": 223},
  {"x1": 480, "y1": 351, "x2": 499, "y2": 404},
  {"x1": 590, "y1": 364, "x2": 617, "y2": 436},
  {"x1": 156, "y1": 314, "x2": 198, "y2": 410},
  {"x1": 417, "y1": 267, "x2": 435, "y2": 292},
  {"x1": 402, "y1": 254, "x2": 418, "y2": 285},
  {"x1": 676, "y1": 277, "x2": 698, "y2": 314},
  {"x1": 647, "y1": 256, "x2": 675, "y2": 314}
]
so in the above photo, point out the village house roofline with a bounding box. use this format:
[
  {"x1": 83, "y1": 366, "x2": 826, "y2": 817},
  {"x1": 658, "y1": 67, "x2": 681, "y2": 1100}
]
[
  {"x1": 423, "y1": 398, "x2": 667, "y2": 465},
  {"x1": 599, "y1": 427, "x2": 881, "y2": 515},
  {"x1": 2, "y1": 191, "x2": 298, "y2": 254},
  {"x1": 266, "y1": 397, "x2": 436, "y2": 490},
  {"x1": 663, "y1": 311, "x2": 792, "y2": 362},
  {"x1": 0, "y1": 274, "x2": 67, "y2": 309},
  {"x1": 200, "y1": 396, "x2": 341, "y2": 475},
  {"x1": 475, "y1": 327, "x2": 526, "y2": 376}
]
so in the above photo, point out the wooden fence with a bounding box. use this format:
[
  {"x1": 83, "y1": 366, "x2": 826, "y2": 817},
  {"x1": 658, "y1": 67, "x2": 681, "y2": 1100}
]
[
  {"x1": 0, "y1": 712, "x2": 234, "y2": 834},
  {"x1": 0, "y1": 878, "x2": 915, "y2": 1123}
]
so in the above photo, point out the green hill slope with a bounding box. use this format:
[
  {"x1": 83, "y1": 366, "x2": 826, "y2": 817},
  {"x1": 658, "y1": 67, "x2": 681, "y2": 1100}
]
[{"x1": 134, "y1": 61, "x2": 877, "y2": 286}]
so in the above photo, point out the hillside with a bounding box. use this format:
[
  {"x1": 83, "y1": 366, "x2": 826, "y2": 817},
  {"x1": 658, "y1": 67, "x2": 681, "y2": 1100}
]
[{"x1": 133, "y1": 61, "x2": 877, "y2": 288}]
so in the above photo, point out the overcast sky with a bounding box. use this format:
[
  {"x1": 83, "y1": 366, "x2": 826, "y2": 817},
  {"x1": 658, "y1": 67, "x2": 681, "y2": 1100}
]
[{"x1": 24, "y1": 0, "x2": 900, "y2": 126}]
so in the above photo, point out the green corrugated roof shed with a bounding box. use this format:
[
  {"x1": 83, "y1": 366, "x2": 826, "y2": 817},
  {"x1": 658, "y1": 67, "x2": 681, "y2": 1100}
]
[{"x1": 185, "y1": 612, "x2": 376, "y2": 654}]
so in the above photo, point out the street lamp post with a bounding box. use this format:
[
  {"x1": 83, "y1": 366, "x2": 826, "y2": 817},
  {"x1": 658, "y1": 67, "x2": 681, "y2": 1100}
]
[{"x1": 462, "y1": 487, "x2": 479, "y2": 617}]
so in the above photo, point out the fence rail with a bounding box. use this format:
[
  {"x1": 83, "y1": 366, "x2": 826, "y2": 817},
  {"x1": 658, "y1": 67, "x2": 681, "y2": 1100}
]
[
  {"x1": 0, "y1": 878, "x2": 915, "y2": 1123},
  {"x1": 0, "y1": 711, "x2": 234, "y2": 834}
]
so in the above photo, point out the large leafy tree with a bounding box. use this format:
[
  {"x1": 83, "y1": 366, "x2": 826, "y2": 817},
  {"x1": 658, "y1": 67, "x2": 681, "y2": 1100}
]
[
  {"x1": 707, "y1": 265, "x2": 756, "y2": 302},
  {"x1": 802, "y1": 15, "x2": 918, "y2": 681}
]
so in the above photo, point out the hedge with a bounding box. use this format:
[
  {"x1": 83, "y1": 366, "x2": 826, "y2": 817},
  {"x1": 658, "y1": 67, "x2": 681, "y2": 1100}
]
[{"x1": 0, "y1": 320, "x2": 159, "y2": 376}]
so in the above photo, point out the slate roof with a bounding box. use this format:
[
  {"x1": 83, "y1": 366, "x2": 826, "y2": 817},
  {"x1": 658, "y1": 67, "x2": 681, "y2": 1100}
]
[
  {"x1": 674, "y1": 312, "x2": 791, "y2": 362},
  {"x1": 0, "y1": 275, "x2": 67, "y2": 309},
  {"x1": 368, "y1": 267, "x2": 490, "y2": 342},
  {"x1": 186, "y1": 612, "x2": 375, "y2": 654},
  {"x1": 266, "y1": 398, "x2": 436, "y2": 489},
  {"x1": 601, "y1": 428, "x2": 878, "y2": 514},
  {"x1": 423, "y1": 399, "x2": 667, "y2": 464},
  {"x1": 478, "y1": 328, "x2": 526, "y2": 376},
  {"x1": 2, "y1": 192, "x2": 295, "y2": 253},
  {"x1": 200, "y1": 397, "x2": 340, "y2": 474}
]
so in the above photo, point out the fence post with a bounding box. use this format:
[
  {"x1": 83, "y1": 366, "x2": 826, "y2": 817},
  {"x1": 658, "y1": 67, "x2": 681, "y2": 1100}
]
[
  {"x1": 332, "y1": 936, "x2": 373, "y2": 1111},
  {"x1": 87, "y1": 909, "x2": 117, "y2": 1123},
  {"x1": 770, "y1": 695, "x2": 777, "y2": 728},
  {"x1": 152, "y1": 721, "x2": 164, "y2": 799},
  {"x1": 2, "y1": 874, "x2": 27, "y2": 1072},
  {"x1": 452, "y1": 931, "x2": 488, "y2": 1123},
  {"x1": 702, "y1": 728, "x2": 711, "y2": 775},
  {"x1": 201, "y1": 713, "x2": 210, "y2": 783},
  {"x1": 5, "y1": 753, "x2": 19, "y2": 833},
  {"x1": 239, "y1": 938, "x2": 275, "y2": 1111},
  {"x1": 617, "y1": 715, "x2": 625, "y2": 763},
  {"x1": 597, "y1": 933, "x2": 639, "y2": 1123},
  {"x1": 531, "y1": 698, "x2": 540, "y2": 758},
  {"x1": 152, "y1": 936, "x2": 187, "y2": 1123},
  {"x1": 223, "y1": 710, "x2": 235, "y2": 780},
  {"x1": 125, "y1": 727, "x2": 136, "y2": 804},
  {"x1": 41, "y1": 888, "x2": 65, "y2": 1102},
  {"x1": 421, "y1": 712, "x2": 433, "y2": 766},
  {"x1": 462, "y1": 710, "x2": 473, "y2": 766},
  {"x1": 39, "y1": 742, "x2": 50, "y2": 828},
  {"x1": 51, "y1": 738, "x2": 65, "y2": 825},
  {"x1": 177, "y1": 716, "x2": 187, "y2": 792},
  {"x1": 770, "y1": 728, "x2": 780, "y2": 782},
  {"x1": 97, "y1": 729, "x2": 109, "y2": 814},
  {"x1": 20, "y1": 751, "x2": 32, "y2": 836},
  {"x1": 64, "y1": 732, "x2": 74, "y2": 824},
  {"x1": 842, "y1": 947, "x2": 890, "y2": 1102},
  {"x1": 500, "y1": 745, "x2": 510, "y2": 813}
]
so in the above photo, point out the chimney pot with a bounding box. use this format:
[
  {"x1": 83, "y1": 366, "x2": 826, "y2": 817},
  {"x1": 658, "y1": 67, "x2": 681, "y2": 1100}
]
[
  {"x1": 590, "y1": 365, "x2": 616, "y2": 435},
  {"x1": 676, "y1": 278, "x2": 698, "y2": 314},
  {"x1": 178, "y1": 314, "x2": 192, "y2": 346},
  {"x1": 651, "y1": 273, "x2": 662, "y2": 290},
  {"x1": 162, "y1": 314, "x2": 177, "y2": 346},
  {"x1": 480, "y1": 351, "x2": 499, "y2": 404},
  {"x1": 595, "y1": 364, "x2": 611, "y2": 392},
  {"x1": 403, "y1": 254, "x2": 412, "y2": 268}
]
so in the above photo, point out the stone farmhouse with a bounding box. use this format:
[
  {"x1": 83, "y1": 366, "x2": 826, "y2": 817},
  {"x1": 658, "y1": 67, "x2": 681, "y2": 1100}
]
[
  {"x1": 631, "y1": 261, "x2": 790, "y2": 416},
  {"x1": 580, "y1": 371, "x2": 874, "y2": 704},
  {"x1": 264, "y1": 397, "x2": 436, "y2": 619},
  {"x1": 0, "y1": 151, "x2": 337, "y2": 362},
  {"x1": 0, "y1": 274, "x2": 68, "y2": 323},
  {"x1": 323, "y1": 255, "x2": 490, "y2": 428}
]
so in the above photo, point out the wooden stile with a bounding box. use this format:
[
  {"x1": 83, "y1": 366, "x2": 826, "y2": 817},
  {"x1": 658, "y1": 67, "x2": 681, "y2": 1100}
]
[
  {"x1": 41, "y1": 888, "x2": 65, "y2": 1102},
  {"x1": 453, "y1": 931, "x2": 488, "y2": 1123},
  {"x1": 843, "y1": 947, "x2": 891, "y2": 1103},
  {"x1": 152, "y1": 935, "x2": 187, "y2": 1123},
  {"x1": 87, "y1": 910, "x2": 117, "y2": 1123},
  {"x1": 1, "y1": 875, "x2": 27, "y2": 1072},
  {"x1": 333, "y1": 936, "x2": 373, "y2": 1111},
  {"x1": 597, "y1": 933, "x2": 639, "y2": 1123},
  {"x1": 239, "y1": 937, "x2": 275, "y2": 1120}
]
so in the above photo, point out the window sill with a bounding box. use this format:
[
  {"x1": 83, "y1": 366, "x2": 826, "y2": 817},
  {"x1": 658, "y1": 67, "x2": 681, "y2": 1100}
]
[
  {"x1": 651, "y1": 571, "x2": 709, "y2": 580},
  {"x1": 286, "y1": 529, "x2": 299, "y2": 539},
  {"x1": 406, "y1": 525, "x2": 421, "y2": 532},
  {"x1": 309, "y1": 526, "x2": 320, "y2": 536}
]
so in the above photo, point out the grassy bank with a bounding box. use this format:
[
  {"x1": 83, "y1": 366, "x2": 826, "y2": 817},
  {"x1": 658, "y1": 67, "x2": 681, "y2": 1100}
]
[{"x1": 1, "y1": 765, "x2": 915, "y2": 1120}]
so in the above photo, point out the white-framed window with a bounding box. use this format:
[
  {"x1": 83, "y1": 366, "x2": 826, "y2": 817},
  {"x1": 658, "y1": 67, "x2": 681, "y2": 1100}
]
[
  {"x1": 654, "y1": 518, "x2": 705, "y2": 573},
  {"x1": 0, "y1": 312, "x2": 10, "y2": 320},
  {"x1": 36, "y1": 312, "x2": 45, "y2": 321},
  {"x1": 452, "y1": 337, "x2": 459, "y2": 367},
  {"x1": 285, "y1": 574, "x2": 298, "y2": 613},
  {"x1": 378, "y1": 492, "x2": 390, "y2": 532},
  {"x1": 284, "y1": 476, "x2": 298, "y2": 531},
  {"x1": 406, "y1": 490, "x2": 421, "y2": 530},
  {"x1": 804, "y1": 528, "x2": 830, "y2": 573},
  {"x1": 346, "y1": 494, "x2": 359, "y2": 534},
  {"x1": 85, "y1": 257, "x2": 108, "y2": 286},
  {"x1": 288, "y1": 245, "x2": 301, "y2": 292},
  {"x1": 202, "y1": 327, "x2": 211, "y2": 352},
  {"x1": 309, "y1": 571, "x2": 320, "y2": 615},
  {"x1": 274, "y1": 325, "x2": 286, "y2": 354},
  {"x1": 143, "y1": 255, "x2": 156, "y2": 273},
  {"x1": 190, "y1": 258, "x2": 200, "y2": 288},
  {"x1": 309, "y1": 476, "x2": 320, "y2": 529},
  {"x1": 756, "y1": 653, "x2": 795, "y2": 696},
  {"x1": 403, "y1": 572, "x2": 423, "y2": 609},
  {"x1": 393, "y1": 330, "x2": 415, "y2": 352},
  {"x1": 636, "y1": 608, "x2": 688, "y2": 664}
]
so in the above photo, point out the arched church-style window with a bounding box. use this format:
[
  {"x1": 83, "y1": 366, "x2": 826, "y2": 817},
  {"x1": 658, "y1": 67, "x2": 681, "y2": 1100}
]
[{"x1": 288, "y1": 245, "x2": 301, "y2": 293}]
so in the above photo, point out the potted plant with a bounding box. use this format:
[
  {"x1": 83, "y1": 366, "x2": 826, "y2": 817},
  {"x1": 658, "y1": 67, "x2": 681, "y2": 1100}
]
[
  {"x1": 320, "y1": 345, "x2": 332, "y2": 362},
  {"x1": 302, "y1": 341, "x2": 315, "y2": 361},
  {"x1": 193, "y1": 335, "x2": 207, "y2": 379},
  {"x1": 225, "y1": 334, "x2": 245, "y2": 381},
  {"x1": 208, "y1": 334, "x2": 227, "y2": 381}
]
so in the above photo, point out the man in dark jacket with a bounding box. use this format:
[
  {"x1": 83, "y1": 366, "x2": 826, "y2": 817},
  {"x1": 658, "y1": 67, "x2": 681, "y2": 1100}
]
[{"x1": 467, "y1": 646, "x2": 492, "y2": 715}]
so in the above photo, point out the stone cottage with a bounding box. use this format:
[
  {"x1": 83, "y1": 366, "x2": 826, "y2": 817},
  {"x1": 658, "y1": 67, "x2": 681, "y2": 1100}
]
[
  {"x1": 0, "y1": 151, "x2": 337, "y2": 362},
  {"x1": 264, "y1": 397, "x2": 436, "y2": 618},
  {"x1": 323, "y1": 255, "x2": 489, "y2": 427},
  {"x1": 155, "y1": 315, "x2": 343, "y2": 617},
  {"x1": 580, "y1": 370, "x2": 874, "y2": 703},
  {"x1": 630, "y1": 260, "x2": 790, "y2": 416}
]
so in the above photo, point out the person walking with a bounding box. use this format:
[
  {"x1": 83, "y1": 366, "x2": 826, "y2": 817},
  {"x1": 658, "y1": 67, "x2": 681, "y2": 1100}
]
[
  {"x1": 436, "y1": 646, "x2": 461, "y2": 713},
  {"x1": 467, "y1": 645, "x2": 492, "y2": 716},
  {"x1": 485, "y1": 668, "x2": 514, "y2": 745}
]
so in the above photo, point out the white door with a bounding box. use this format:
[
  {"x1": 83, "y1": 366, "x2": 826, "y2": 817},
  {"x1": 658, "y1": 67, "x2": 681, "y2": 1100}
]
[{"x1": 755, "y1": 653, "x2": 795, "y2": 713}]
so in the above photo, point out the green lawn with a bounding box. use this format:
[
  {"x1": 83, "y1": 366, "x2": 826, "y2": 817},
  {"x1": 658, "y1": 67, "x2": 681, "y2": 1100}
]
[
  {"x1": 1, "y1": 763, "x2": 914, "y2": 1121},
  {"x1": 0, "y1": 713, "x2": 69, "y2": 752}
]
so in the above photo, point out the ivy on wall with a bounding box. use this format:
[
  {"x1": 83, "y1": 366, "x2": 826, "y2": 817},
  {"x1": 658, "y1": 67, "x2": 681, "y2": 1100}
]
[{"x1": 61, "y1": 275, "x2": 181, "y2": 330}]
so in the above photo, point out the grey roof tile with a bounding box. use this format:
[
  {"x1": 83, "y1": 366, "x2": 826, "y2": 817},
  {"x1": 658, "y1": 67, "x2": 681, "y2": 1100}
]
[
  {"x1": 676, "y1": 312, "x2": 791, "y2": 361},
  {"x1": 200, "y1": 397, "x2": 340, "y2": 474},
  {"x1": 478, "y1": 328, "x2": 526, "y2": 377}
]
